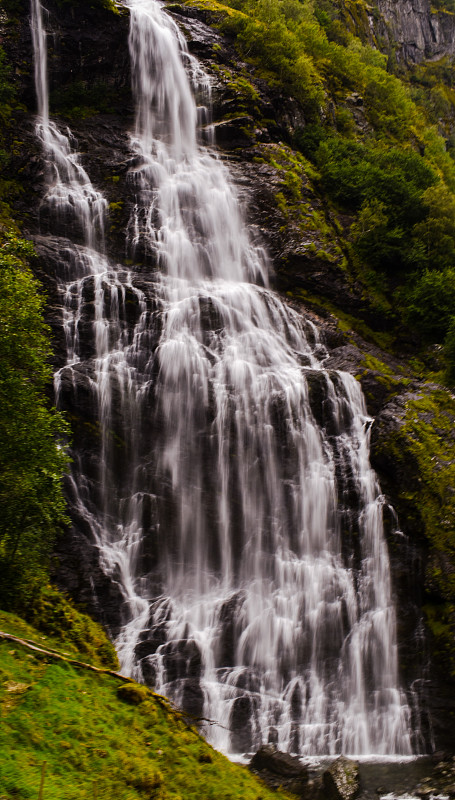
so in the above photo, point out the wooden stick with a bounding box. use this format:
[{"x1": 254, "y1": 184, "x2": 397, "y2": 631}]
[{"x1": 38, "y1": 761, "x2": 46, "y2": 800}]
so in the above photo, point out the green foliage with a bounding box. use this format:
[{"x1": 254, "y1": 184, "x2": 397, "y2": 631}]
[
  {"x1": 362, "y1": 70, "x2": 416, "y2": 138},
  {"x1": 0, "y1": 47, "x2": 16, "y2": 126},
  {"x1": 412, "y1": 184, "x2": 455, "y2": 269},
  {"x1": 444, "y1": 316, "x2": 455, "y2": 384},
  {"x1": 217, "y1": 0, "x2": 425, "y2": 138},
  {"x1": 50, "y1": 79, "x2": 128, "y2": 118},
  {"x1": 423, "y1": 603, "x2": 455, "y2": 675},
  {"x1": 0, "y1": 233, "x2": 69, "y2": 612},
  {"x1": 188, "y1": 0, "x2": 455, "y2": 354},
  {"x1": 317, "y1": 138, "x2": 442, "y2": 276},
  {"x1": 403, "y1": 267, "x2": 455, "y2": 341},
  {"x1": 25, "y1": 586, "x2": 119, "y2": 669},
  {"x1": 318, "y1": 139, "x2": 437, "y2": 218},
  {"x1": 0, "y1": 627, "x2": 292, "y2": 799},
  {"x1": 222, "y1": 0, "x2": 325, "y2": 114}
]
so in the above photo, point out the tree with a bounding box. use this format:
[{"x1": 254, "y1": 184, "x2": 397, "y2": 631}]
[
  {"x1": 412, "y1": 184, "x2": 455, "y2": 270},
  {"x1": 0, "y1": 232, "x2": 69, "y2": 610}
]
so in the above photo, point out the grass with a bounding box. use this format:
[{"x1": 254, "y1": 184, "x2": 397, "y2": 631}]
[{"x1": 0, "y1": 611, "x2": 294, "y2": 800}]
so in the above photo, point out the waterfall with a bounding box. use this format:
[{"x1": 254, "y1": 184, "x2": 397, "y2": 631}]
[{"x1": 30, "y1": 0, "x2": 415, "y2": 756}]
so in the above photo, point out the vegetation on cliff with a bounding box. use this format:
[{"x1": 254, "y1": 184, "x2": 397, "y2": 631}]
[
  {"x1": 185, "y1": 0, "x2": 455, "y2": 376},
  {"x1": 0, "y1": 232, "x2": 69, "y2": 612},
  {"x1": 372, "y1": 387, "x2": 455, "y2": 674}
]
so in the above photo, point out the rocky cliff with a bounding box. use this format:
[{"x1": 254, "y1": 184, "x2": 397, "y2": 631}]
[
  {"x1": 1, "y1": 0, "x2": 455, "y2": 754},
  {"x1": 374, "y1": 0, "x2": 455, "y2": 64},
  {"x1": 340, "y1": 0, "x2": 455, "y2": 65}
]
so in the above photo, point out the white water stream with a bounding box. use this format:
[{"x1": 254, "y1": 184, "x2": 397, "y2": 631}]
[{"x1": 31, "y1": 0, "x2": 415, "y2": 756}]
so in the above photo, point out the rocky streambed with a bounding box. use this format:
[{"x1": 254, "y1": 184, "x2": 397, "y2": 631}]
[{"x1": 248, "y1": 747, "x2": 455, "y2": 800}]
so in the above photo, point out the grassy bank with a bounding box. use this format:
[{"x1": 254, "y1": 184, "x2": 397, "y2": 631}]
[{"x1": 0, "y1": 611, "x2": 293, "y2": 800}]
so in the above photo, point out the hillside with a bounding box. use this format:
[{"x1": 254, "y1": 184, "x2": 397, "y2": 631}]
[{"x1": 0, "y1": 609, "x2": 293, "y2": 799}]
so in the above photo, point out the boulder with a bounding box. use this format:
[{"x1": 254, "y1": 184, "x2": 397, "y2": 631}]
[
  {"x1": 322, "y1": 756, "x2": 360, "y2": 800},
  {"x1": 249, "y1": 745, "x2": 309, "y2": 796}
]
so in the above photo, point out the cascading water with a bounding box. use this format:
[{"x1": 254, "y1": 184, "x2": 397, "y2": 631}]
[{"x1": 31, "y1": 0, "x2": 416, "y2": 756}]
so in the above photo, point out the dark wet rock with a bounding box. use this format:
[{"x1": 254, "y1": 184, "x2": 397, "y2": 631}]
[
  {"x1": 231, "y1": 696, "x2": 256, "y2": 752},
  {"x1": 52, "y1": 525, "x2": 125, "y2": 639},
  {"x1": 249, "y1": 745, "x2": 310, "y2": 796},
  {"x1": 135, "y1": 639, "x2": 160, "y2": 660},
  {"x1": 162, "y1": 639, "x2": 202, "y2": 683},
  {"x1": 139, "y1": 656, "x2": 157, "y2": 688},
  {"x1": 414, "y1": 756, "x2": 455, "y2": 798},
  {"x1": 370, "y1": 385, "x2": 455, "y2": 751},
  {"x1": 217, "y1": 593, "x2": 244, "y2": 667},
  {"x1": 322, "y1": 757, "x2": 360, "y2": 800},
  {"x1": 212, "y1": 117, "x2": 256, "y2": 148},
  {"x1": 250, "y1": 744, "x2": 307, "y2": 779},
  {"x1": 182, "y1": 679, "x2": 204, "y2": 719}
]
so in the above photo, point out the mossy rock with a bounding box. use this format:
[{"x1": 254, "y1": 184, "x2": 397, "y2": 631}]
[
  {"x1": 26, "y1": 586, "x2": 119, "y2": 669},
  {"x1": 117, "y1": 683, "x2": 150, "y2": 705},
  {"x1": 371, "y1": 386, "x2": 455, "y2": 671}
]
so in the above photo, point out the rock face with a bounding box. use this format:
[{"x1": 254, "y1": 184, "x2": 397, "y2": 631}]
[
  {"x1": 370, "y1": 385, "x2": 455, "y2": 751},
  {"x1": 322, "y1": 757, "x2": 360, "y2": 800},
  {"x1": 374, "y1": 0, "x2": 455, "y2": 64}
]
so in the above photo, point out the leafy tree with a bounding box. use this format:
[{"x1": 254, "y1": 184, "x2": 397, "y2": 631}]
[
  {"x1": 362, "y1": 71, "x2": 416, "y2": 139},
  {"x1": 351, "y1": 198, "x2": 404, "y2": 271},
  {"x1": 412, "y1": 184, "x2": 455, "y2": 270},
  {"x1": 0, "y1": 232, "x2": 69, "y2": 610},
  {"x1": 403, "y1": 267, "x2": 455, "y2": 341}
]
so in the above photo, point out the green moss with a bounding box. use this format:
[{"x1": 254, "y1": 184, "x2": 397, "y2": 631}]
[
  {"x1": 339, "y1": 0, "x2": 375, "y2": 42},
  {"x1": 354, "y1": 354, "x2": 411, "y2": 403},
  {"x1": 0, "y1": 621, "x2": 293, "y2": 800},
  {"x1": 210, "y1": 65, "x2": 261, "y2": 119},
  {"x1": 254, "y1": 143, "x2": 343, "y2": 255},
  {"x1": 21, "y1": 586, "x2": 119, "y2": 670},
  {"x1": 286, "y1": 287, "x2": 396, "y2": 351},
  {"x1": 183, "y1": 0, "x2": 242, "y2": 17},
  {"x1": 117, "y1": 683, "x2": 151, "y2": 704},
  {"x1": 400, "y1": 391, "x2": 455, "y2": 572}
]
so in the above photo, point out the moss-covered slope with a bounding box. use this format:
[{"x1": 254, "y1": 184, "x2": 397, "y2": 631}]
[{"x1": 0, "y1": 610, "x2": 292, "y2": 800}]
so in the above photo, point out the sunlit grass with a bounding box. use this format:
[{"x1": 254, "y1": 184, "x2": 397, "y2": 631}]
[{"x1": 0, "y1": 615, "x2": 293, "y2": 800}]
